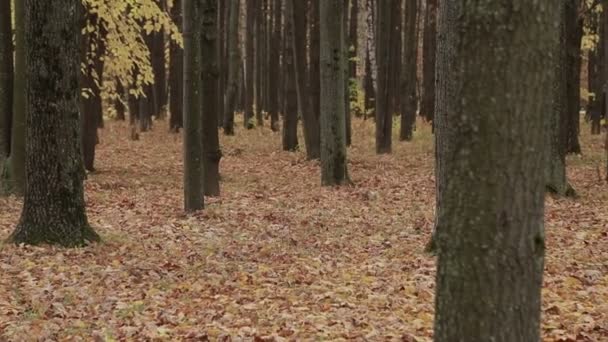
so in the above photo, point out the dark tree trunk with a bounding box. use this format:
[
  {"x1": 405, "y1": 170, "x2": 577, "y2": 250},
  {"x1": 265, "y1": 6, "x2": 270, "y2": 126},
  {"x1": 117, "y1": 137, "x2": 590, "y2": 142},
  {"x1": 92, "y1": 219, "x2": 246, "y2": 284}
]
[
  {"x1": 348, "y1": 0, "x2": 358, "y2": 82},
  {"x1": 343, "y1": 0, "x2": 352, "y2": 147},
  {"x1": 170, "y1": 0, "x2": 184, "y2": 132},
  {"x1": 308, "y1": 0, "x2": 322, "y2": 154},
  {"x1": 201, "y1": 0, "x2": 222, "y2": 197},
  {"x1": 292, "y1": 0, "x2": 321, "y2": 159},
  {"x1": 115, "y1": 81, "x2": 126, "y2": 121},
  {"x1": 388, "y1": 0, "x2": 402, "y2": 117},
  {"x1": 565, "y1": 0, "x2": 582, "y2": 155},
  {"x1": 10, "y1": 0, "x2": 100, "y2": 247},
  {"x1": 244, "y1": 0, "x2": 256, "y2": 129},
  {"x1": 223, "y1": 0, "x2": 240, "y2": 135},
  {"x1": 152, "y1": 0, "x2": 167, "y2": 118},
  {"x1": 0, "y1": 0, "x2": 13, "y2": 166},
  {"x1": 399, "y1": 0, "x2": 417, "y2": 141},
  {"x1": 375, "y1": 0, "x2": 393, "y2": 154},
  {"x1": 433, "y1": 0, "x2": 555, "y2": 339},
  {"x1": 421, "y1": 0, "x2": 436, "y2": 124},
  {"x1": 283, "y1": 0, "x2": 299, "y2": 151},
  {"x1": 217, "y1": 0, "x2": 227, "y2": 128},
  {"x1": 183, "y1": 0, "x2": 204, "y2": 211},
  {"x1": 254, "y1": 0, "x2": 264, "y2": 127},
  {"x1": 320, "y1": 0, "x2": 349, "y2": 185},
  {"x1": 81, "y1": 12, "x2": 107, "y2": 172},
  {"x1": 545, "y1": 2, "x2": 575, "y2": 197},
  {"x1": 268, "y1": 0, "x2": 281, "y2": 132},
  {"x1": 363, "y1": 0, "x2": 377, "y2": 119}
]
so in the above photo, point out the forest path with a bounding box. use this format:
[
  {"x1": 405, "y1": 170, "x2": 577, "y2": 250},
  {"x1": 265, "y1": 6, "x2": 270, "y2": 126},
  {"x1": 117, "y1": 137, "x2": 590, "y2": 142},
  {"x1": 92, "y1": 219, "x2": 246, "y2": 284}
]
[{"x1": 0, "y1": 119, "x2": 606, "y2": 341}]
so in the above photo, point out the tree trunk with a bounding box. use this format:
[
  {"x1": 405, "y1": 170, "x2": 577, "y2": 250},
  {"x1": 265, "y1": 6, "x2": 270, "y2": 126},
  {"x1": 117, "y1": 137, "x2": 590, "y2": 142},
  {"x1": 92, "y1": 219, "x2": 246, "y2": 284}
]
[
  {"x1": 307, "y1": 0, "x2": 322, "y2": 154},
  {"x1": 433, "y1": 1, "x2": 555, "y2": 339},
  {"x1": 375, "y1": 0, "x2": 393, "y2": 154},
  {"x1": 343, "y1": 0, "x2": 352, "y2": 147},
  {"x1": 169, "y1": 0, "x2": 184, "y2": 132},
  {"x1": 268, "y1": 0, "x2": 281, "y2": 132},
  {"x1": 399, "y1": 0, "x2": 417, "y2": 141},
  {"x1": 292, "y1": 0, "x2": 320, "y2": 159},
  {"x1": 115, "y1": 80, "x2": 126, "y2": 121},
  {"x1": 9, "y1": 0, "x2": 100, "y2": 247},
  {"x1": 183, "y1": 0, "x2": 204, "y2": 212},
  {"x1": 201, "y1": 0, "x2": 222, "y2": 197},
  {"x1": 363, "y1": 0, "x2": 377, "y2": 118},
  {"x1": 8, "y1": 0, "x2": 26, "y2": 194},
  {"x1": 545, "y1": 2, "x2": 575, "y2": 197},
  {"x1": 244, "y1": 0, "x2": 255, "y2": 129},
  {"x1": 283, "y1": 0, "x2": 299, "y2": 151},
  {"x1": 565, "y1": 0, "x2": 582, "y2": 155},
  {"x1": 223, "y1": 0, "x2": 240, "y2": 136},
  {"x1": 217, "y1": 0, "x2": 227, "y2": 128},
  {"x1": 320, "y1": 0, "x2": 349, "y2": 185},
  {"x1": 153, "y1": 0, "x2": 167, "y2": 118},
  {"x1": 421, "y1": 0, "x2": 436, "y2": 124},
  {"x1": 0, "y1": 0, "x2": 12, "y2": 168}
]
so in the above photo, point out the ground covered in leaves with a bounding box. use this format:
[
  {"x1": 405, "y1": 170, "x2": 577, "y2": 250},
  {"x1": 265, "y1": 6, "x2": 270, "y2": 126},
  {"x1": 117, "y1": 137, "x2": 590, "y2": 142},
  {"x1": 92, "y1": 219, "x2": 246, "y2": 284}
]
[{"x1": 0, "y1": 119, "x2": 607, "y2": 341}]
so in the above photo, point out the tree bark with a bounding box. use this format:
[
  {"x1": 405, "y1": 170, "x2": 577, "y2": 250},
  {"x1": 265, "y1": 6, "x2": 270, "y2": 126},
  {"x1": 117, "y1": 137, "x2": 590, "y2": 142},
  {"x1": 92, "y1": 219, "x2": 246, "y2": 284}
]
[
  {"x1": 201, "y1": 0, "x2": 222, "y2": 197},
  {"x1": 363, "y1": 0, "x2": 377, "y2": 118},
  {"x1": 183, "y1": 0, "x2": 204, "y2": 211},
  {"x1": 217, "y1": 0, "x2": 226, "y2": 128},
  {"x1": 9, "y1": 0, "x2": 100, "y2": 247},
  {"x1": 343, "y1": 0, "x2": 352, "y2": 147},
  {"x1": 320, "y1": 0, "x2": 349, "y2": 185},
  {"x1": 565, "y1": 0, "x2": 582, "y2": 155},
  {"x1": 223, "y1": 0, "x2": 240, "y2": 136},
  {"x1": 421, "y1": 0, "x2": 436, "y2": 124},
  {"x1": 169, "y1": 0, "x2": 184, "y2": 132},
  {"x1": 0, "y1": 0, "x2": 12, "y2": 168},
  {"x1": 244, "y1": 0, "x2": 255, "y2": 129},
  {"x1": 292, "y1": 0, "x2": 320, "y2": 159},
  {"x1": 283, "y1": 0, "x2": 299, "y2": 151},
  {"x1": 268, "y1": 0, "x2": 281, "y2": 132},
  {"x1": 433, "y1": 1, "x2": 555, "y2": 339},
  {"x1": 399, "y1": 0, "x2": 417, "y2": 141},
  {"x1": 375, "y1": 0, "x2": 393, "y2": 154},
  {"x1": 153, "y1": 0, "x2": 167, "y2": 118}
]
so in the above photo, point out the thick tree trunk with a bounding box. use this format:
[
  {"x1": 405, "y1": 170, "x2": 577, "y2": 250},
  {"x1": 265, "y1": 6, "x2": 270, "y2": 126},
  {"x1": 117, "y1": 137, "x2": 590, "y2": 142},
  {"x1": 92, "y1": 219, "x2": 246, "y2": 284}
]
[
  {"x1": 201, "y1": 0, "x2": 222, "y2": 197},
  {"x1": 320, "y1": 0, "x2": 349, "y2": 185},
  {"x1": 223, "y1": 0, "x2": 240, "y2": 136},
  {"x1": 421, "y1": 0, "x2": 436, "y2": 124},
  {"x1": 183, "y1": 0, "x2": 204, "y2": 212},
  {"x1": 433, "y1": 1, "x2": 555, "y2": 339},
  {"x1": 399, "y1": 0, "x2": 417, "y2": 141},
  {"x1": 8, "y1": 0, "x2": 26, "y2": 194},
  {"x1": 217, "y1": 0, "x2": 226, "y2": 127},
  {"x1": 283, "y1": 0, "x2": 299, "y2": 151},
  {"x1": 343, "y1": 0, "x2": 352, "y2": 147},
  {"x1": 375, "y1": 0, "x2": 393, "y2": 154},
  {"x1": 268, "y1": 0, "x2": 281, "y2": 132},
  {"x1": 0, "y1": 0, "x2": 12, "y2": 168},
  {"x1": 546, "y1": 2, "x2": 576, "y2": 197},
  {"x1": 10, "y1": 0, "x2": 100, "y2": 247},
  {"x1": 169, "y1": 0, "x2": 184, "y2": 132},
  {"x1": 244, "y1": 0, "x2": 255, "y2": 129}
]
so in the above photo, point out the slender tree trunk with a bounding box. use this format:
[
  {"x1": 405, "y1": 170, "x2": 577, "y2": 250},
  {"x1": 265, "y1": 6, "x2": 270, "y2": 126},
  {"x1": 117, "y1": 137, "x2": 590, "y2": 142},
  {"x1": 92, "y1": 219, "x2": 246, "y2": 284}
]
[
  {"x1": 421, "y1": 0, "x2": 436, "y2": 124},
  {"x1": 308, "y1": 0, "x2": 322, "y2": 151},
  {"x1": 375, "y1": 0, "x2": 393, "y2": 154},
  {"x1": 223, "y1": 0, "x2": 240, "y2": 136},
  {"x1": 565, "y1": 0, "x2": 582, "y2": 155},
  {"x1": 433, "y1": 1, "x2": 555, "y2": 339},
  {"x1": 0, "y1": 0, "x2": 13, "y2": 168},
  {"x1": 254, "y1": 0, "x2": 264, "y2": 127},
  {"x1": 10, "y1": 0, "x2": 100, "y2": 247},
  {"x1": 153, "y1": 0, "x2": 167, "y2": 118},
  {"x1": 217, "y1": 0, "x2": 226, "y2": 128},
  {"x1": 283, "y1": 0, "x2": 299, "y2": 151},
  {"x1": 364, "y1": 0, "x2": 377, "y2": 118},
  {"x1": 201, "y1": 0, "x2": 222, "y2": 197},
  {"x1": 183, "y1": 0, "x2": 204, "y2": 211},
  {"x1": 244, "y1": 0, "x2": 256, "y2": 129},
  {"x1": 343, "y1": 0, "x2": 352, "y2": 147},
  {"x1": 115, "y1": 81, "x2": 126, "y2": 121},
  {"x1": 320, "y1": 0, "x2": 349, "y2": 185},
  {"x1": 170, "y1": 0, "x2": 184, "y2": 132},
  {"x1": 292, "y1": 0, "x2": 320, "y2": 159},
  {"x1": 7, "y1": 0, "x2": 26, "y2": 194},
  {"x1": 546, "y1": 2, "x2": 576, "y2": 197},
  {"x1": 400, "y1": 0, "x2": 417, "y2": 141},
  {"x1": 268, "y1": 0, "x2": 281, "y2": 132}
]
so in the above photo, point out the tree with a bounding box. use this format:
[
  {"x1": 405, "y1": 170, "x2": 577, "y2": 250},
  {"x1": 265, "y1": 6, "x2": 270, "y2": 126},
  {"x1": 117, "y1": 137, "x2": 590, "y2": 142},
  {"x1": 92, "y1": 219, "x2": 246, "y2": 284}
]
[
  {"x1": 292, "y1": 0, "x2": 321, "y2": 160},
  {"x1": 244, "y1": 0, "x2": 256, "y2": 129},
  {"x1": 268, "y1": 0, "x2": 281, "y2": 132},
  {"x1": 9, "y1": 0, "x2": 100, "y2": 246},
  {"x1": 375, "y1": 0, "x2": 394, "y2": 154},
  {"x1": 564, "y1": 0, "x2": 583, "y2": 154},
  {"x1": 169, "y1": 0, "x2": 184, "y2": 132},
  {"x1": 0, "y1": 0, "x2": 12, "y2": 169},
  {"x1": 546, "y1": 1, "x2": 576, "y2": 197},
  {"x1": 201, "y1": 0, "x2": 222, "y2": 197},
  {"x1": 433, "y1": 0, "x2": 556, "y2": 340},
  {"x1": 223, "y1": 0, "x2": 240, "y2": 136},
  {"x1": 283, "y1": 0, "x2": 299, "y2": 151},
  {"x1": 320, "y1": 0, "x2": 349, "y2": 185},
  {"x1": 421, "y1": 0, "x2": 436, "y2": 124},
  {"x1": 183, "y1": 0, "x2": 204, "y2": 211},
  {"x1": 399, "y1": 0, "x2": 417, "y2": 141}
]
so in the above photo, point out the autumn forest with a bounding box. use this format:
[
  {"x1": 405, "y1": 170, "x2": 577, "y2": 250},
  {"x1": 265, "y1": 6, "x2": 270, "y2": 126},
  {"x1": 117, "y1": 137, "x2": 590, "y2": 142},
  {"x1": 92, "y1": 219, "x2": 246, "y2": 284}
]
[{"x1": 0, "y1": 0, "x2": 607, "y2": 341}]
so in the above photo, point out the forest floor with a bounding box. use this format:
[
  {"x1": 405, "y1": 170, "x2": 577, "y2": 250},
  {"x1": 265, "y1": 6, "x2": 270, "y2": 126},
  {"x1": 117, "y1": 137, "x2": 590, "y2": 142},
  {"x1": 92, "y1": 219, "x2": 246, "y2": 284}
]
[{"x1": 0, "y1": 118, "x2": 607, "y2": 341}]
